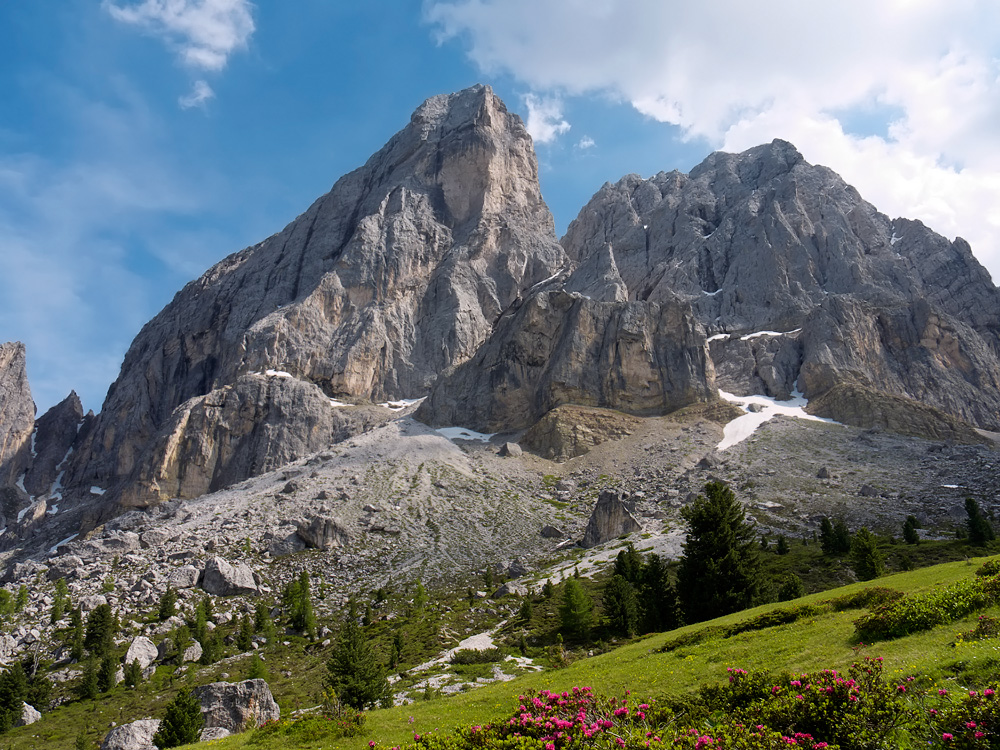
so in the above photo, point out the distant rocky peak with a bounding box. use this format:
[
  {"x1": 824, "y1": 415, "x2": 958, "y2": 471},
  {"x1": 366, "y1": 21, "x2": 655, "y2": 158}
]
[{"x1": 0, "y1": 342, "x2": 34, "y2": 489}]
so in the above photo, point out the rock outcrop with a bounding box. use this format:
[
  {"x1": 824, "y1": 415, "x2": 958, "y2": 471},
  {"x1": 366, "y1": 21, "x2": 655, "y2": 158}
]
[
  {"x1": 294, "y1": 513, "x2": 350, "y2": 550},
  {"x1": 521, "y1": 405, "x2": 641, "y2": 461},
  {"x1": 201, "y1": 556, "x2": 258, "y2": 596},
  {"x1": 418, "y1": 290, "x2": 715, "y2": 432},
  {"x1": 100, "y1": 719, "x2": 160, "y2": 750},
  {"x1": 554, "y1": 139, "x2": 1000, "y2": 434},
  {"x1": 194, "y1": 679, "x2": 280, "y2": 733},
  {"x1": 581, "y1": 489, "x2": 642, "y2": 548},
  {"x1": 0, "y1": 342, "x2": 34, "y2": 491},
  {"x1": 23, "y1": 391, "x2": 85, "y2": 498},
  {"x1": 64, "y1": 84, "x2": 567, "y2": 513}
]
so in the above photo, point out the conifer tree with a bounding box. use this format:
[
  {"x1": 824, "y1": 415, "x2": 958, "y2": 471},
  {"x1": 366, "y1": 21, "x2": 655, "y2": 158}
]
[
  {"x1": 902, "y1": 515, "x2": 921, "y2": 545},
  {"x1": 613, "y1": 544, "x2": 643, "y2": 583},
  {"x1": 325, "y1": 601, "x2": 389, "y2": 710},
  {"x1": 123, "y1": 658, "x2": 142, "y2": 688},
  {"x1": 966, "y1": 497, "x2": 996, "y2": 546},
  {"x1": 97, "y1": 654, "x2": 117, "y2": 693},
  {"x1": 775, "y1": 535, "x2": 790, "y2": 555},
  {"x1": 603, "y1": 575, "x2": 638, "y2": 637},
  {"x1": 152, "y1": 688, "x2": 203, "y2": 748},
  {"x1": 676, "y1": 481, "x2": 763, "y2": 624},
  {"x1": 559, "y1": 578, "x2": 594, "y2": 640},
  {"x1": 158, "y1": 585, "x2": 177, "y2": 621},
  {"x1": 254, "y1": 600, "x2": 275, "y2": 639},
  {"x1": 51, "y1": 578, "x2": 69, "y2": 624},
  {"x1": 850, "y1": 527, "x2": 885, "y2": 581},
  {"x1": 69, "y1": 607, "x2": 85, "y2": 661},
  {"x1": 84, "y1": 603, "x2": 117, "y2": 657},
  {"x1": 0, "y1": 661, "x2": 27, "y2": 731},
  {"x1": 638, "y1": 553, "x2": 679, "y2": 633},
  {"x1": 236, "y1": 615, "x2": 254, "y2": 652},
  {"x1": 77, "y1": 659, "x2": 99, "y2": 700}
]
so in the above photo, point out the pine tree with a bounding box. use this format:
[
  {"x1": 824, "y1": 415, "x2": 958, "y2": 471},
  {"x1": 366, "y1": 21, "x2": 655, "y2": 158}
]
[
  {"x1": 51, "y1": 578, "x2": 69, "y2": 624},
  {"x1": 84, "y1": 603, "x2": 117, "y2": 657},
  {"x1": 158, "y1": 585, "x2": 177, "y2": 622},
  {"x1": 254, "y1": 600, "x2": 275, "y2": 640},
  {"x1": 559, "y1": 578, "x2": 594, "y2": 640},
  {"x1": 199, "y1": 630, "x2": 223, "y2": 665},
  {"x1": 152, "y1": 688, "x2": 203, "y2": 748},
  {"x1": 0, "y1": 661, "x2": 28, "y2": 731},
  {"x1": 820, "y1": 517, "x2": 851, "y2": 555},
  {"x1": 777, "y1": 573, "x2": 805, "y2": 601},
  {"x1": 247, "y1": 654, "x2": 268, "y2": 680},
  {"x1": 775, "y1": 535, "x2": 790, "y2": 555},
  {"x1": 97, "y1": 654, "x2": 117, "y2": 693},
  {"x1": 966, "y1": 497, "x2": 996, "y2": 546},
  {"x1": 613, "y1": 544, "x2": 643, "y2": 583},
  {"x1": 69, "y1": 607, "x2": 85, "y2": 661},
  {"x1": 638, "y1": 553, "x2": 679, "y2": 633},
  {"x1": 412, "y1": 581, "x2": 428, "y2": 612},
  {"x1": 902, "y1": 515, "x2": 920, "y2": 545},
  {"x1": 850, "y1": 527, "x2": 885, "y2": 581},
  {"x1": 77, "y1": 659, "x2": 99, "y2": 700},
  {"x1": 14, "y1": 585, "x2": 27, "y2": 612},
  {"x1": 325, "y1": 601, "x2": 389, "y2": 710},
  {"x1": 603, "y1": 575, "x2": 638, "y2": 637},
  {"x1": 283, "y1": 571, "x2": 316, "y2": 635},
  {"x1": 236, "y1": 615, "x2": 254, "y2": 652},
  {"x1": 123, "y1": 658, "x2": 142, "y2": 688},
  {"x1": 676, "y1": 481, "x2": 763, "y2": 624}
]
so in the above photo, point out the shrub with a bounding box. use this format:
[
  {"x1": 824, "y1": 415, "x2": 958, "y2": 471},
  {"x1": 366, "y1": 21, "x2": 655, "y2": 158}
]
[
  {"x1": 976, "y1": 559, "x2": 1000, "y2": 577},
  {"x1": 153, "y1": 688, "x2": 203, "y2": 749},
  {"x1": 450, "y1": 648, "x2": 505, "y2": 665}
]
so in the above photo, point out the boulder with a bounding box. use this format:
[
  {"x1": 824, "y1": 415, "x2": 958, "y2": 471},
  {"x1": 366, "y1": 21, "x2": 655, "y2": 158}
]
[
  {"x1": 194, "y1": 679, "x2": 280, "y2": 733},
  {"x1": 294, "y1": 515, "x2": 350, "y2": 551},
  {"x1": 167, "y1": 565, "x2": 201, "y2": 589},
  {"x1": 200, "y1": 727, "x2": 233, "y2": 742},
  {"x1": 201, "y1": 556, "x2": 258, "y2": 596},
  {"x1": 498, "y1": 442, "x2": 522, "y2": 457},
  {"x1": 541, "y1": 525, "x2": 566, "y2": 539},
  {"x1": 100, "y1": 719, "x2": 160, "y2": 750},
  {"x1": 183, "y1": 640, "x2": 203, "y2": 663},
  {"x1": 581, "y1": 489, "x2": 643, "y2": 549},
  {"x1": 124, "y1": 636, "x2": 158, "y2": 670},
  {"x1": 17, "y1": 702, "x2": 40, "y2": 726}
]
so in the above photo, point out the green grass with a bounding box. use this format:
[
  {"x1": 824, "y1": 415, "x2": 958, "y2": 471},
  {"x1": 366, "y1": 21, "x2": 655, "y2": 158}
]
[{"x1": 67, "y1": 554, "x2": 996, "y2": 750}]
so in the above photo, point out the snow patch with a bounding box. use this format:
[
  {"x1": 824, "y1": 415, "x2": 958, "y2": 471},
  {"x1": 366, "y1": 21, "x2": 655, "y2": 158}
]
[
  {"x1": 436, "y1": 427, "x2": 496, "y2": 443},
  {"x1": 707, "y1": 333, "x2": 730, "y2": 342},
  {"x1": 264, "y1": 369, "x2": 293, "y2": 378},
  {"x1": 941, "y1": 484, "x2": 961, "y2": 489},
  {"x1": 379, "y1": 398, "x2": 426, "y2": 411},
  {"x1": 702, "y1": 289, "x2": 721, "y2": 296},
  {"x1": 89, "y1": 486, "x2": 106, "y2": 496},
  {"x1": 890, "y1": 232, "x2": 901, "y2": 246},
  {"x1": 717, "y1": 390, "x2": 835, "y2": 451},
  {"x1": 739, "y1": 328, "x2": 801, "y2": 341},
  {"x1": 49, "y1": 533, "x2": 78, "y2": 556},
  {"x1": 47, "y1": 504, "x2": 59, "y2": 515},
  {"x1": 15, "y1": 474, "x2": 27, "y2": 493},
  {"x1": 329, "y1": 399, "x2": 351, "y2": 408}
]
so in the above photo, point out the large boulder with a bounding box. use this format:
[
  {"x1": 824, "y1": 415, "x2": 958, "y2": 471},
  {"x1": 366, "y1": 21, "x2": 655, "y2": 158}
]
[
  {"x1": 294, "y1": 514, "x2": 350, "y2": 551},
  {"x1": 581, "y1": 489, "x2": 643, "y2": 549},
  {"x1": 17, "y1": 702, "x2": 40, "y2": 726},
  {"x1": 100, "y1": 719, "x2": 160, "y2": 750},
  {"x1": 124, "y1": 636, "x2": 158, "y2": 671},
  {"x1": 201, "y1": 556, "x2": 258, "y2": 596},
  {"x1": 194, "y1": 679, "x2": 280, "y2": 733}
]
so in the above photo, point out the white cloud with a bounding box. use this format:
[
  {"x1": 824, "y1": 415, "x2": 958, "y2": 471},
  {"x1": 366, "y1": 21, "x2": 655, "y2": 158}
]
[
  {"x1": 179, "y1": 79, "x2": 215, "y2": 109},
  {"x1": 104, "y1": 0, "x2": 255, "y2": 71},
  {"x1": 576, "y1": 136, "x2": 596, "y2": 150},
  {"x1": 427, "y1": 0, "x2": 1000, "y2": 279},
  {"x1": 523, "y1": 94, "x2": 571, "y2": 144}
]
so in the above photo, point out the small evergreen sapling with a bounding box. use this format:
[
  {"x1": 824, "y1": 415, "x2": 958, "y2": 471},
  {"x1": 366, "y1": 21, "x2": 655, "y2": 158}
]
[
  {"x1": 850, "y1": 527, "x2": 885, "y2": 581},
  {"x1": 152, "y1": 688, "x2": 203, "y2": 749},
  {"x1": 965, "y1": 497, "x2": 995, "y2": 546},
  {"x1": 325, "y1": 601, "x2": 389, "y2": 710}
]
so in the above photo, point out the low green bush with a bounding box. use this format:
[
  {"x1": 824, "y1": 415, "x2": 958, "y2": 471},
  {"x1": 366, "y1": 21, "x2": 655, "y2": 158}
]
[{"x1": 450, "y1": 648, "x2": 505, "y2": 665}]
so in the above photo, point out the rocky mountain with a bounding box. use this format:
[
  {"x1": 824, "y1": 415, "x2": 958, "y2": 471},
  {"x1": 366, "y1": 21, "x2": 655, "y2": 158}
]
[
  {"x1": 49, "y1": 85, "x2": 567, "y2": 515},
  {"x1": 420, "y1": 139, "x2": 1000, "y2": 438},
  {"x1": 2, "y1": 87, "x2": 1000, "y2": 556}
]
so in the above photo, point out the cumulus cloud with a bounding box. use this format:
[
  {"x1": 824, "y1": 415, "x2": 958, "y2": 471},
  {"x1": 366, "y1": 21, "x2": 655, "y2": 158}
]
[
  {"x1": 104, "y1": 0, "x2": 255, "y2": 71},
  {"x1": 179, "y1": 79, "x2": 215, "y2": 109},
  {"x1": 576, "y1": 136, "x2": 596, "y2": 150},
  {"x1": 523, "y1": 94, "x2": 571, "y2": 144},
  {"x1": 427, "y1": 0, "x2": 1000, "y2": 278}
]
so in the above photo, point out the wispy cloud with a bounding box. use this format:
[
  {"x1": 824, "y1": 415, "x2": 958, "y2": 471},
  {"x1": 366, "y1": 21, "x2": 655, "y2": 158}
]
[
  {"x1": 576, "y1": 136, "x2": 596, "y2": 150},
  {"x1": 104, "y1": 0, "x2": 255, "y2": 71},
  {"x1": 179, "y1": 79, "x2": 215, "y2": 109},
  {"x1": 523, "y1": 94, "x2": 571, "y2": 144},
  {"x1": 428, "y1": 0, "x2": 1000, "y2": 280}
]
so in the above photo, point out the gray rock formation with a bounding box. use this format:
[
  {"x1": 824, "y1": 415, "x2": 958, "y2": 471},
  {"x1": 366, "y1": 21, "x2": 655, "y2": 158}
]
[
  {"x1": 17, "y1": 702, "x2": 40, "y2": 726},
  {"x1": 294, "y1": 513, "x2": 350, "y2": 550},
  {"x1": 521, "y1": 405, "x2": 642, "y2": 461},
  {"x1": 124, "y1": 636, "x2": 158, "y2": 671},
  {"x1": 581, "y1": 489, "x2": 642, "y2": 548},
  {"x1": 557, "y1": 139, "x2": 1000, "y2": 435},
  {"x1": 194, "y1": 679, "x2": 280, "y2": 733},
  {"x1": 201, "y1": 556, "x2": 258, "y2": 596},
  {"x1": 67, "y1": 84, "x2": 567, "y2": 514},
  {"x1": 0, "y1": 343, "x2": 34, "y2": 492},
  {"x1": 418, "y1": 290, "x2": 715, "y2": 432},
  {"x1": 115, "y1": 374, "x2": 390, "y2": 508},
  {"x1": 23, "y1": 391, "x2": 84, "y2": 498},
  {"x1": 100, "y1": 719, "x2": 160, "y2": 750}
]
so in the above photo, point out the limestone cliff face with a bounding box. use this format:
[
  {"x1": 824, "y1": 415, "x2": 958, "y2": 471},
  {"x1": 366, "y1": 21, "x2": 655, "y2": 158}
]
[
  {"x1": 0, "y1": 343, "x2": 34, "y2": 491},
  {"x1": 557, "y1": 140, "x2": 1000, "y2": 431},
  {"x1": 417, "y1": 290, "x2": 715, "y2": 432},
  {"x1": 67, "y1": 85, "x2": 567, "y2": 501}
]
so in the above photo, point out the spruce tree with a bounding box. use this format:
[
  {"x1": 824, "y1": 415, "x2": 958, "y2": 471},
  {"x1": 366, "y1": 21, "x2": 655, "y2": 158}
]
[
  {"x1": 676, "y1": 481, "x2": 763, "y2": 624},
  {"x1": 602, "y1": 575, "x2": 638, "y2": 637},
  {"x1": 966, "y1": 497, "x2": 996, "y2": 546},
  {"x1": 559, "y1": 578, "x2": 594, "y2": 640},
  {"x1": 0, "y1": 661, "x2": 28, "y2": 731},
  {"x1": 69, "y1": 607, "x2": 85, "y2": 661},
  {"x1": 236, "y1": 614, "x2": 254, "y2": 652},
  {"x1": 84, "y1": 604, "x2": 117, "y2": 657},
  {"x1": 77, "y1": 659, "x2": 99, "y2": 700},
  {"x1": 775, "y1": 535, "x2": 790, "y2": 555},
  {"x1": 638, "y1": 553, "x2": 679, "y2": 633},
  {"x1": 152, "y1": 688, "x2": 203, "y2": 748},
  {"x1": 51, "y1": 578, "x2": 69, "y2": 624},
  {"x1": 97, "y1": 654, "x2": 117, "y2": 693},
  {"x1": 850, "y1": 527, "x2": 885, "y2": 581},
  {"x1": 325, "y1": 601, "x2": 389, "y2": 710},
  {"x1": 902, "y1": 515, "x2": 921, "y2": 545},
  {"x1": 123, "y1": 659, "x2": 142, "y2": 688},
  {"x1": 254, "y1": 600, "x2": 275, "y2": 640},
  {"x1": 613, "y1": 544, "x2": 643, "y2": 583}
]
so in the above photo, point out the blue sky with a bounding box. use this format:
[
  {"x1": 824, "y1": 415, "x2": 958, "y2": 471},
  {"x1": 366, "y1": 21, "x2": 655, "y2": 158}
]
[{"x1": 2, "y1": 1, "x2": 999, "y2": 415}]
